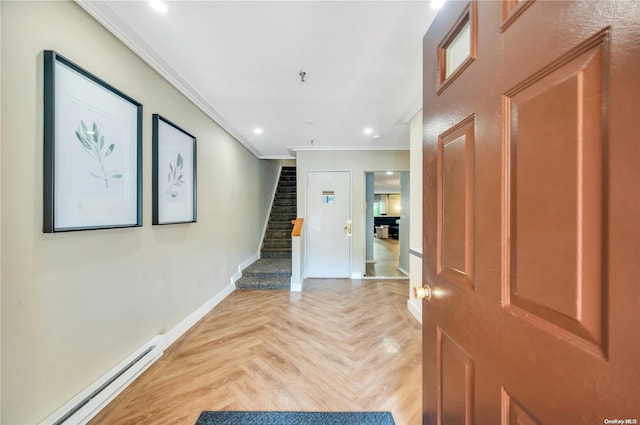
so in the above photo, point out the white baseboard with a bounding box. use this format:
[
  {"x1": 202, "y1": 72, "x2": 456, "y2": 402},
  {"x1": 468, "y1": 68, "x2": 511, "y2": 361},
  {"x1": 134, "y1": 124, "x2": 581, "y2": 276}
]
[
  {"x1": 39, "y1": 336, "x2": 165, "y2": 425},
  {"x1": 291, "y1": 282, "x2": 302, "y2": 292},
  {"x1": 231, "y1": 253, "x2": 260, "y2": 286},
  {"x1": 165, "y1": 281, "x2": 236, "y2": 348},
  {"x1": 407, "y1": 300, "x2": 422, "y2": 325},
  {"x1": 41, "y1": 259, "x2": 244, "y2": 425},
  {"x1": 351, "y1": 272, "x2": 363, "y2": 279}
]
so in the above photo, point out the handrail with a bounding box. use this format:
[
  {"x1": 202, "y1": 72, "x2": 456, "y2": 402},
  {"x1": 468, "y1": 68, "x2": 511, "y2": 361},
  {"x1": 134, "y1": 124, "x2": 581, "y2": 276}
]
[{"x1": 291, "y1": 218, "x2": 304, "y2": 237}]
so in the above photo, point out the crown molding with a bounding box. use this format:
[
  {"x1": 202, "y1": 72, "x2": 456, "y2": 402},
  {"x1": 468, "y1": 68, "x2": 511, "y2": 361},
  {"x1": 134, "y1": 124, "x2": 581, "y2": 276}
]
[
  {"x1": 75, "y1": 0, "x2": 263, "y2": 159},
  {"x1": 396, "y1": 93, "x2": 422, "y2": 124}
]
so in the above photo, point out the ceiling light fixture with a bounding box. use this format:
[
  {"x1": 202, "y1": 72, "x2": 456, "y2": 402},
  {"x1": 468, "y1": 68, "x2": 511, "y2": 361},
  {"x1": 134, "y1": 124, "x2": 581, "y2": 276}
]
[
  {"x1": 386, "y1": 171, "x2": 394, "y2": 175},
  {"x1": 253, "y1": 128, "x2": 263, "y2": 135},
  {"x1": 372, "y1": 134, "x2": 381, "y2": 140},
  {"x1": 430, "y1": 0, "x2": 446, "y2": 10},
  {"x1": 363, "y1": 128, "x2": 373, "y2": 135},
  {"x1": 149, "y1": 0, "x2": 168, "y2": 13}
]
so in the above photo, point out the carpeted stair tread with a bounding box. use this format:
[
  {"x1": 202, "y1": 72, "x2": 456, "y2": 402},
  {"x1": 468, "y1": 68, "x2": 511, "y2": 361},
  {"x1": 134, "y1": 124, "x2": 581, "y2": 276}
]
[
  {"x1": 270, "y1": 213, "x2": 296, "y2": 220},
  {"x1": 260, "y1": 250, "x2": 292, "y2": 259},
  {"x1": 268, "y1": 221, "x2": 294, "y2": 230},
  {"x1": 276, "y1": 187, "x2": 296, "y2": 193},
  {"x1": 272, "y1": 206, "x2": 296, "y2": 214},
  {"x1": 243, "y1": 258, "x2": 292, "y2": 276},
  {"x1": 263, "y1": 237, "x2": 291, "y2": 243},
  {"x1": 235, "y1": 274, "x2": 290, "y2": 290},
  {"x1": 266, "y1": 229, "x2": 292, "y2": 239}
]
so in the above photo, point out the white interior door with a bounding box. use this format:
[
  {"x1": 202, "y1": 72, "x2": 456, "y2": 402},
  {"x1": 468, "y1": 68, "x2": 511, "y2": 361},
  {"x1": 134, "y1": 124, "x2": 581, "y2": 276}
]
[{"x1": 306, "y1": 171, "x2": 351, "y2": 278}]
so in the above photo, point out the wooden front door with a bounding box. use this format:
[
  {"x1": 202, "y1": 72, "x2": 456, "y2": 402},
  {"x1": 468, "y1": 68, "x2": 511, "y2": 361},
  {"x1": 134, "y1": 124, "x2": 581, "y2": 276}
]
[{"x1": 421, "y1": 1, "x2": 640, "y2": 423}]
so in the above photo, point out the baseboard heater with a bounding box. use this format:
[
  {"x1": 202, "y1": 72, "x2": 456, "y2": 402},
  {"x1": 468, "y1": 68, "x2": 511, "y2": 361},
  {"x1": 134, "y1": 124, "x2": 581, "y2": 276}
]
[{"x1": 40, "y1": 335, "x2": 165, "y2": 425}]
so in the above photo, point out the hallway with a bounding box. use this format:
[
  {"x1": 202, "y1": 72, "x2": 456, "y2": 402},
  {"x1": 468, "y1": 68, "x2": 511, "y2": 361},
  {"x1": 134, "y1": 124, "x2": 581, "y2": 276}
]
[
  {"x1": 366, "y1": 238, "x2": 408, "y2": 278},
  {"x1": 89, "y1": 279, "x2": 422, "y2": 425}
]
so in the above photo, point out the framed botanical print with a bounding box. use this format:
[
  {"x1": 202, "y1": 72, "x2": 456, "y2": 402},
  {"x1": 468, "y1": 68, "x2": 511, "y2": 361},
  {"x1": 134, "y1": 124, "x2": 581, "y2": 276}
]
[
  {"x1": 152, "y1": 114, "x2": 197, "y2": 225},
  {"x1": 43, "y1": 50, "x2": 143, "y2": 232}
]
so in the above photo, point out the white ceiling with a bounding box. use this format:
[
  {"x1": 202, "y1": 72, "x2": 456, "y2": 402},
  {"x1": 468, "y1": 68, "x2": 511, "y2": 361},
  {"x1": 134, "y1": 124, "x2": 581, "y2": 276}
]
[
  {"x1": 78, "y1": 1, "x2": 437, "y2": 159},
  {"x1": 374, "y1": 172, "x2": 401, "y2": 194}
]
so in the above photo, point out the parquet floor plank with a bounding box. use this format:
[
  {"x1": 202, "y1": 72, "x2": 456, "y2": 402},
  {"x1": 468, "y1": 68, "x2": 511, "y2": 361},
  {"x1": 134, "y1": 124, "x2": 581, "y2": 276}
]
[{"x1": 89, "y1": 279, "x2": 421, "y2": 425}]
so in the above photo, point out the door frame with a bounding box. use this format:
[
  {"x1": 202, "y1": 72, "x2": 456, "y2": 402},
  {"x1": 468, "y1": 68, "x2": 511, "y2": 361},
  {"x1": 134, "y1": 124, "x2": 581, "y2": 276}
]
[
  {"x1": 362, "y1": 170, "x2": 410, "y2": 280},
  {"x1": 304, "y1": 170, "x2": 352, "y2": 278}
]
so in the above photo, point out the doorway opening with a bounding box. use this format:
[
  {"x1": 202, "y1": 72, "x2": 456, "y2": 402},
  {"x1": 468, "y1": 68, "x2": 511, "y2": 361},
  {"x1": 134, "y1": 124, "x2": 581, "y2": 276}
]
[{"x1": 364, "y1": 171, "x2": 409, "y2": 279}]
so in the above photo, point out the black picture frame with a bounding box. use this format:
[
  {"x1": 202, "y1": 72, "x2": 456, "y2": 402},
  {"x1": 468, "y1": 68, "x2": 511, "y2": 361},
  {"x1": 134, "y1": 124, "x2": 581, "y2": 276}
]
[
  {"x1": 43, "y1": 50, "x2": 143, "y2": 232},
  {"x1": 152, "y1": 114, "x2": 197, "y2": 225}
]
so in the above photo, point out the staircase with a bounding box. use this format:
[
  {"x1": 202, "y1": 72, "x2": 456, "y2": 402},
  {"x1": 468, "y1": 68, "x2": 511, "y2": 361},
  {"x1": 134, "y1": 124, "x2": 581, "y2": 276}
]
[{"x1": 235, "y1": 166, "x2": 296, "y2": 290}]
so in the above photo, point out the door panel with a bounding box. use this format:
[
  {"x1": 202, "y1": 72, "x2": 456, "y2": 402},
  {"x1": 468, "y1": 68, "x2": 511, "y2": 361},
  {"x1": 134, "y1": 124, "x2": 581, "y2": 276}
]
[
  {"x1": 437, "y1": 115, "x2": 475, "y2": 288},
  {"x1": 438, "y1": 328, "x2": 475, "y2": 425},
  {"x1": 306, "y1": 171, "x2": 351, "y2": 278},
  {"x1": 505, "y1": 32, "x2": 606, "y2": 350},
  {"x1": 422, "y1": 1, "x2": 640, "y2": 423}
]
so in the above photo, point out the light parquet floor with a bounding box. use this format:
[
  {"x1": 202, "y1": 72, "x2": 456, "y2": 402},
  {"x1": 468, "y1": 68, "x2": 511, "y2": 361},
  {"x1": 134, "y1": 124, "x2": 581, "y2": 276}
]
[
  {"x1": 89, "y1": 279, "x2": 422, "y2": 425},
  {"x1": 366, "y1": 238, "x2": 407, "y2": 278}
]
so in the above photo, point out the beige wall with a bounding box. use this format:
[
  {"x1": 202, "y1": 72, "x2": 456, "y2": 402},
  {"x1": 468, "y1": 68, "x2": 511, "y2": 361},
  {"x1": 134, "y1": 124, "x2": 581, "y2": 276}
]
[
  {"x1": 408, "y1": 109, "x2": 423, "y2": 322},
  {"x1": 0, "y1": 2, "x2": 281, "y2": 423},
  {"x1": 296, "y1": 149, "x2": 409, "y2": 278}
]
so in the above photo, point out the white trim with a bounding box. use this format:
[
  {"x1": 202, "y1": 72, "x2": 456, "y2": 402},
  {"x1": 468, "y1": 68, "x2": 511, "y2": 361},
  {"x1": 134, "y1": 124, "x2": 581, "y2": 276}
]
[
  {"x1": 396, "y1": 93, "x2": 422, "y2": 124},
  {"x1": 259, "y1": 154, "x2": 296, "y2": 160},
  {"x1": 231, "y1": 253, "x2": 260, "y2": 286},
  {"x1": 39, "y1": 336, "x2": 165, "y2": 425},
  {"x1": 288, "y1": 145, "x2": 409, "y2": 154},
  {"x1": 75, "y1": 1, "x2": 261, "y2": 159},
  {"x1": 351, "y1": 272, "x2": 363, "y2": 279},
  {"x1": 165, "y1": 282, "x2": 235, "y2": 348},
  {"x1": 362, "y1": 275, "x2": 410, "y2": 280},
  {"x1": 398, "y1": 266, "x2": 409, "y2": 276},
  {"x1": 408, "y1": 300, "x2": 422, "y2": 325},
  {"x1": 291, "y1": 234, "x2": 303, "y2": 292}
]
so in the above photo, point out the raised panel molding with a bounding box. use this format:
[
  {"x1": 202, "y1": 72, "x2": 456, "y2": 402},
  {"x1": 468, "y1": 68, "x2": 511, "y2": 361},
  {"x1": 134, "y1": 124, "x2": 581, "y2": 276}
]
[
  {"x1": 501, "y1": 0, "x2": 535, "y2": 32},
  {"x1": 502, "y1": 30, "x2": 609, "y2": 355},
  {"x1": 501, "y1": 387, "x2": 541, "y2": 425},
  {"x1": 437, "y1": 328, "x2": 475, "y2": 425},
  {"x1": 437, "y1": 114, "x2": 475, "y2": 289}
]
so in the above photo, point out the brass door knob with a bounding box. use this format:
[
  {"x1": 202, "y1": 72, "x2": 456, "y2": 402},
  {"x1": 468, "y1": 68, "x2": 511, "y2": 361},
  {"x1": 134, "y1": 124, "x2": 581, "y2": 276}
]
[{"x1": 414, "y1": 285, "x2": 433, "y2": 301}]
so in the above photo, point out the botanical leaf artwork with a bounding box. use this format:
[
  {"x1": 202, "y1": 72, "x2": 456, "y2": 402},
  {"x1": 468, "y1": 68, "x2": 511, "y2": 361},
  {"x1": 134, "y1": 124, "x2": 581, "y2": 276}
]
[
  {"x1": 75, "y1": 121, "x2": 122, "y2": 188},
  {"x1": 166, "y1": 153, "x2": 186, "y2": 198}
]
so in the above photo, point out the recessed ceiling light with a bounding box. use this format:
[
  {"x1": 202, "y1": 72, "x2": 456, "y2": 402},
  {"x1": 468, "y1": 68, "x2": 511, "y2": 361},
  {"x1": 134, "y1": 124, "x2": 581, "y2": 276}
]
[
  {"x1": 304, "y1": 120, "x2": 316, "y2": 125},
  {"x1": 430, "y1": 0, "x2": 446, "y2": 10},
  {"x1": 363, "y1": 128, "x2": 373, "y2": 135},
  {"x1": 149, "y1": 0, "x2": 168, "y2": 13},
  {"x1": 253, "y1": 128, "x2": 263, "y2": 135},
  {"x1": 386, "y1": 171, "x2": 394, "y2": 175},
  {"x1": 372, "y1": 134, "x2": 381, "y2": 140}
]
